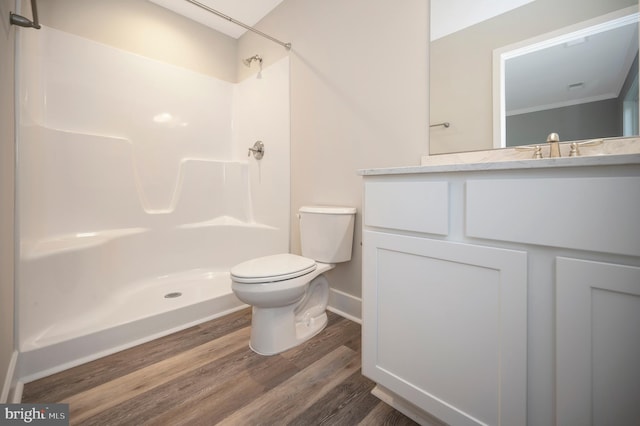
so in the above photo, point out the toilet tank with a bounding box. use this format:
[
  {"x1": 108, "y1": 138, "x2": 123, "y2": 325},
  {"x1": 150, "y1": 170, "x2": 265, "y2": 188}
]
[{"x1": 299, "y1": 206, "x2": 356, "y2": 263}]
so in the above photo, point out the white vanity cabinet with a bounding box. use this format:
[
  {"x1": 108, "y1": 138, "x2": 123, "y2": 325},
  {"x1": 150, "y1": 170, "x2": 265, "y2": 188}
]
[
  {"x1": 555, "y1": 258, "x2": 640, "y2": 426},
  {"x1": 360, "y1": 157, "x2": 640, "y2": 426},
  {"x1": 362, "y1": 230, "x2": 527, "y2": 426}
]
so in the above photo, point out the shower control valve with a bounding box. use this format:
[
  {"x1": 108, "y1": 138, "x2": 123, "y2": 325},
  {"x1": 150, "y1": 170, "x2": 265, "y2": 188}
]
[{"x1": 248, "y1": 140, "x2": 265, "y2": 160}]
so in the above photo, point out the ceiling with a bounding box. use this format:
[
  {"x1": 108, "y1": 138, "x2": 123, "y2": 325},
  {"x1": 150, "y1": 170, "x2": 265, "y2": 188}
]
[
  {"x1": 151, "y1": 0, "x2": 535, "y2": 42},
  {"x1": 430, "y1": 0, "x2": 534, "y2": 41},
  {"x1": 148, "y1": 0, "x2": 284, "y2": 39},
  {"x1": 505, "y1": 19, "x2": 638, "y2": 115}
]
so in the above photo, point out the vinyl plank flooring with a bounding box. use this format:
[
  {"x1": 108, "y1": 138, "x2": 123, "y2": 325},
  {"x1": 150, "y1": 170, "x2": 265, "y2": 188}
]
[
  {"x1": 288, "y1": 369, "x2": 382, "y2": 425},
  {"x1": 125, "y1": 349, "x2": 301, "y2": 426},
  {"x1": 360, "y1": 402, "x2": 423, "y2": 426},
  {"x1": 22, "y1": 308, "x2": 419, "y2": 425},
  {"x1": 218, "y1": 345, "x2": 361, "y2": 425},
  {"x1": 21, "y1": 308, "x2": 252, "y2": 403},
  {"x1": 64, "y1": 327, "x2": 251, "y2": 424}
]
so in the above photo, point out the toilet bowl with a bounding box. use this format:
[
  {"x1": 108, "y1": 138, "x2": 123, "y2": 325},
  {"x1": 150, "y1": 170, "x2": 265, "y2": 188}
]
[{"x1": 231, "y1": 206, "x2": 356, "y2": 355}]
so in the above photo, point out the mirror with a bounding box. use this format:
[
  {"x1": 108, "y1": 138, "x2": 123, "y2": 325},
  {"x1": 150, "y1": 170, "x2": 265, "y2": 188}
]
[
  {"x1": 429, "y1": 0, "x2": 639, "y2": 155},
  {"x1": 496, "y1": 8, "x2": 638, "y2": 148}
]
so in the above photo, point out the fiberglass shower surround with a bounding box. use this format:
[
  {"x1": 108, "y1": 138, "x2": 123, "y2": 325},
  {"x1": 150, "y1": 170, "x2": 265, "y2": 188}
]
[{"x1": 16, "y1": 26, "x2": 290, "y2": 379}]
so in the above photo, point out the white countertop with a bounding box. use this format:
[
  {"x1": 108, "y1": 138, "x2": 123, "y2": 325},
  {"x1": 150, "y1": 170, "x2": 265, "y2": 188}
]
[{"x1": 358, "y1": 153, "x2": 640, "y2": 176}]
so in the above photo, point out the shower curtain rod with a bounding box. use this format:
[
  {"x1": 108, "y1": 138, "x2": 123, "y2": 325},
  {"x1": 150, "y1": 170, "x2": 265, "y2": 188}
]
[
  {"x1": 10, "y1": 0, "x2": 41, "y2": 29},
  {"x1": 185, "y1": 0, "x2": 291, "y2": 50}
]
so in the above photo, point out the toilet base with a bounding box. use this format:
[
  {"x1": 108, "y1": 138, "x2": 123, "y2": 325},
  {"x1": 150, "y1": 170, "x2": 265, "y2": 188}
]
[
  {"x1": 248, "y1": 274, "x2": 330, "y2": 356},
  {"x1": 249, "y1": 307, "x2": 328, "y2": 356}
]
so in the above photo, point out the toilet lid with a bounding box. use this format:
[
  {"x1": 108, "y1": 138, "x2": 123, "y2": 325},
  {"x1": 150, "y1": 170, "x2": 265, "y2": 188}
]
[{"x1": 230, "y1": 254, "x2": 317, "y2": 284}]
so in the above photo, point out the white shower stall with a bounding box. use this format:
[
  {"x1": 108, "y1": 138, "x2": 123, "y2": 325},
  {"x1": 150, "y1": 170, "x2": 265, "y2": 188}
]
[{"x1": 16, "y1": 26, "x2": 290, "y2": 379}]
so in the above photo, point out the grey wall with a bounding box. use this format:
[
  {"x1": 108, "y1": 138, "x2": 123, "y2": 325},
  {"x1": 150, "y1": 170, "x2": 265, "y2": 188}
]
[
  {"x1": 506, "y1": 98, "x2": 621, "y2": 146},
  {"x1": 1, "y1": 0, "x2": 16, "y2": 401},
  {"x1": 620, "y1": 53, "x2": 639, "y2": 100},
  {"x1": 508, "y1": 51, "x2": 639, "y2": 145},
  {"x1": 618, "y1": 53, "x2": 639, "y2": 131}
]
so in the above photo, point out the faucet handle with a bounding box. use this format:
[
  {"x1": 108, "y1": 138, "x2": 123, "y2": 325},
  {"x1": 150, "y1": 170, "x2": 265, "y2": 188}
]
[
  {"x1": 247, "y1": 140, "x2": 265, "y2": 159},
  {"x1": 568, "y1": 139, "x2": 604, "y2": 157},
  {"x1": 533, "y1": 145, "x2": 542, "y2": 159},
  {"x1": 515, "y1": 144, "x2": 543, "y2": 159}
]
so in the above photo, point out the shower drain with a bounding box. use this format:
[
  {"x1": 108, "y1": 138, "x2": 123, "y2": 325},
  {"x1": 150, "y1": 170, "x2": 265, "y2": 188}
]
[{"x1": 164, "y1": 292, "x2": 182, "y2": 299}]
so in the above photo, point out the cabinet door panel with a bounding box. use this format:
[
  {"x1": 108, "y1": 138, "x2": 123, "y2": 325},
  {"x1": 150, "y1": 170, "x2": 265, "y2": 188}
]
[
  {"x1": 362, "y1": 231, "x2": 527, "y2": 426},
  {"x1": 556, "y1": 257, "x2": 640, "y2": 426}
]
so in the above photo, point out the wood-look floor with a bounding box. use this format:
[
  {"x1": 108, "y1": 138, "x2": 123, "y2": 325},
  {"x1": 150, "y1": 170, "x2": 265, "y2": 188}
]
[{"x1": 22, "y1": 309, "x2": 418, "y2": 425}]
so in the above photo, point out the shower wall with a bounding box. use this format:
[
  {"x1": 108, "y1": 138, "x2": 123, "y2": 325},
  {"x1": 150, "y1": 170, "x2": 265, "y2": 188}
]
[{"x1": 17, "y1": 26, "x2": 290, "y2": 364}]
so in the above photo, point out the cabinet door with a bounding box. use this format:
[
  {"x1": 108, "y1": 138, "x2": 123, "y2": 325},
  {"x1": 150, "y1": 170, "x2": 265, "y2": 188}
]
[
  {"x1": 362, "y1": 231, "x2": 527, "y2": 426},
  {"x1": 556, "y1": 257, "x2": 640, "y2": 426}
]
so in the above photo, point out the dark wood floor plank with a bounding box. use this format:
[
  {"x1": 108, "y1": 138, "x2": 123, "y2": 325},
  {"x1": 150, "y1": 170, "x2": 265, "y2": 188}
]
[
  {"x1": 85, "y1": 346, "x2": 300, "y2": 426},
  {"x1": 147, "y1": 350, "x2": 300, "y2": 426},
  {"x1": 359, "y1": 400, "x2": 421, "y2": 426},
  {"x1": 156, "y1": 347, "x2": 298, "y2": 425},
  {"x1": 287, "y1": 369, "x2": 382, "y2": 425},
  {"x1": 21, "y1": 308, "x2": 252, "y2": 403},
  {"x1": 65, "y1": 326, "x2": 251, "y2": 424},
  {"x1": 217, "y1": 345, "x2": 360, "y2": 425},
  {"x1": 23, "y1": 307, "x2": 418, "y2": 426}
]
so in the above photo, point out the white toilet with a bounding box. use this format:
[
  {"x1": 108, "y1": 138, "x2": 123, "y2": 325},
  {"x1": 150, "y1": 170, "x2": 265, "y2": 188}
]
[{"x1": 230, "y1": 206, "x2": 356, "y2": 355}]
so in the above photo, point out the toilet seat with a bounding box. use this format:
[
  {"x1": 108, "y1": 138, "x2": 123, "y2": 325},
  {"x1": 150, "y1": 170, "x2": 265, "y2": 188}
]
[{"x1": 230, "y1": 254, "x2": 317, "y2": 284}]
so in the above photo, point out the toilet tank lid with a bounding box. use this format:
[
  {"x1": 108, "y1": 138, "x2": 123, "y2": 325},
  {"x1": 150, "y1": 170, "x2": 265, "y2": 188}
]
[{"x1": 299, "y1": 206, "x2": 356, "y2": 215}]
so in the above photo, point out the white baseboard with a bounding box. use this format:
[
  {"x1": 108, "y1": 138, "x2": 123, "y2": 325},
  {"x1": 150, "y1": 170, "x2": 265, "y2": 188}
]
[
  {"x1": 327, "y1": 288, "x2": 361, "y2": 324},
  {"x1": 1, "y1": 350, "x2": 19, "y2": 403},
  {"x1": 10, "y1": 381, "x2": 23, "y2": 403}
]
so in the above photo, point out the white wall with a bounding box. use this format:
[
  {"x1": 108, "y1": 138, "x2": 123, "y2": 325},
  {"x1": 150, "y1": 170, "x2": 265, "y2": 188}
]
[
  {"x1": 37, "y1": 0, "x2": 237, "y2": 82},
  {"x1": 0, "y1": 0, "x2": 16, "y2": 401},
  {"x1": 233, "y1": 58, "x2": 291, "y2": 233},
  {"x1": 238, "y1": 0, "x2": 430, "y2": 298}
]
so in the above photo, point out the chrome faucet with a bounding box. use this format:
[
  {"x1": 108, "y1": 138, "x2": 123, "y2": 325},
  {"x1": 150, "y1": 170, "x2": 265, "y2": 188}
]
[
  {"x1": 547, "y1": 132, "x2": 561, "y2": 158},
  {"x1": 247, "y1": 140, "x2": 265, "y2": 159}
]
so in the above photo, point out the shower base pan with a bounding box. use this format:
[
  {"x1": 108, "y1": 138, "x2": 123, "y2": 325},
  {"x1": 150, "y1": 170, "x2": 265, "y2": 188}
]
[{"x1": 18, "y1": 271, "x2": 245, "y2": 382}]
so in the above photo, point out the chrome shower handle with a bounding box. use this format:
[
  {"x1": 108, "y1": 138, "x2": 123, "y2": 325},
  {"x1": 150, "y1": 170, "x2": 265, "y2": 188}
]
[{"x1": 247, "y1": 140, "x2": 264, "y2": 159}]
